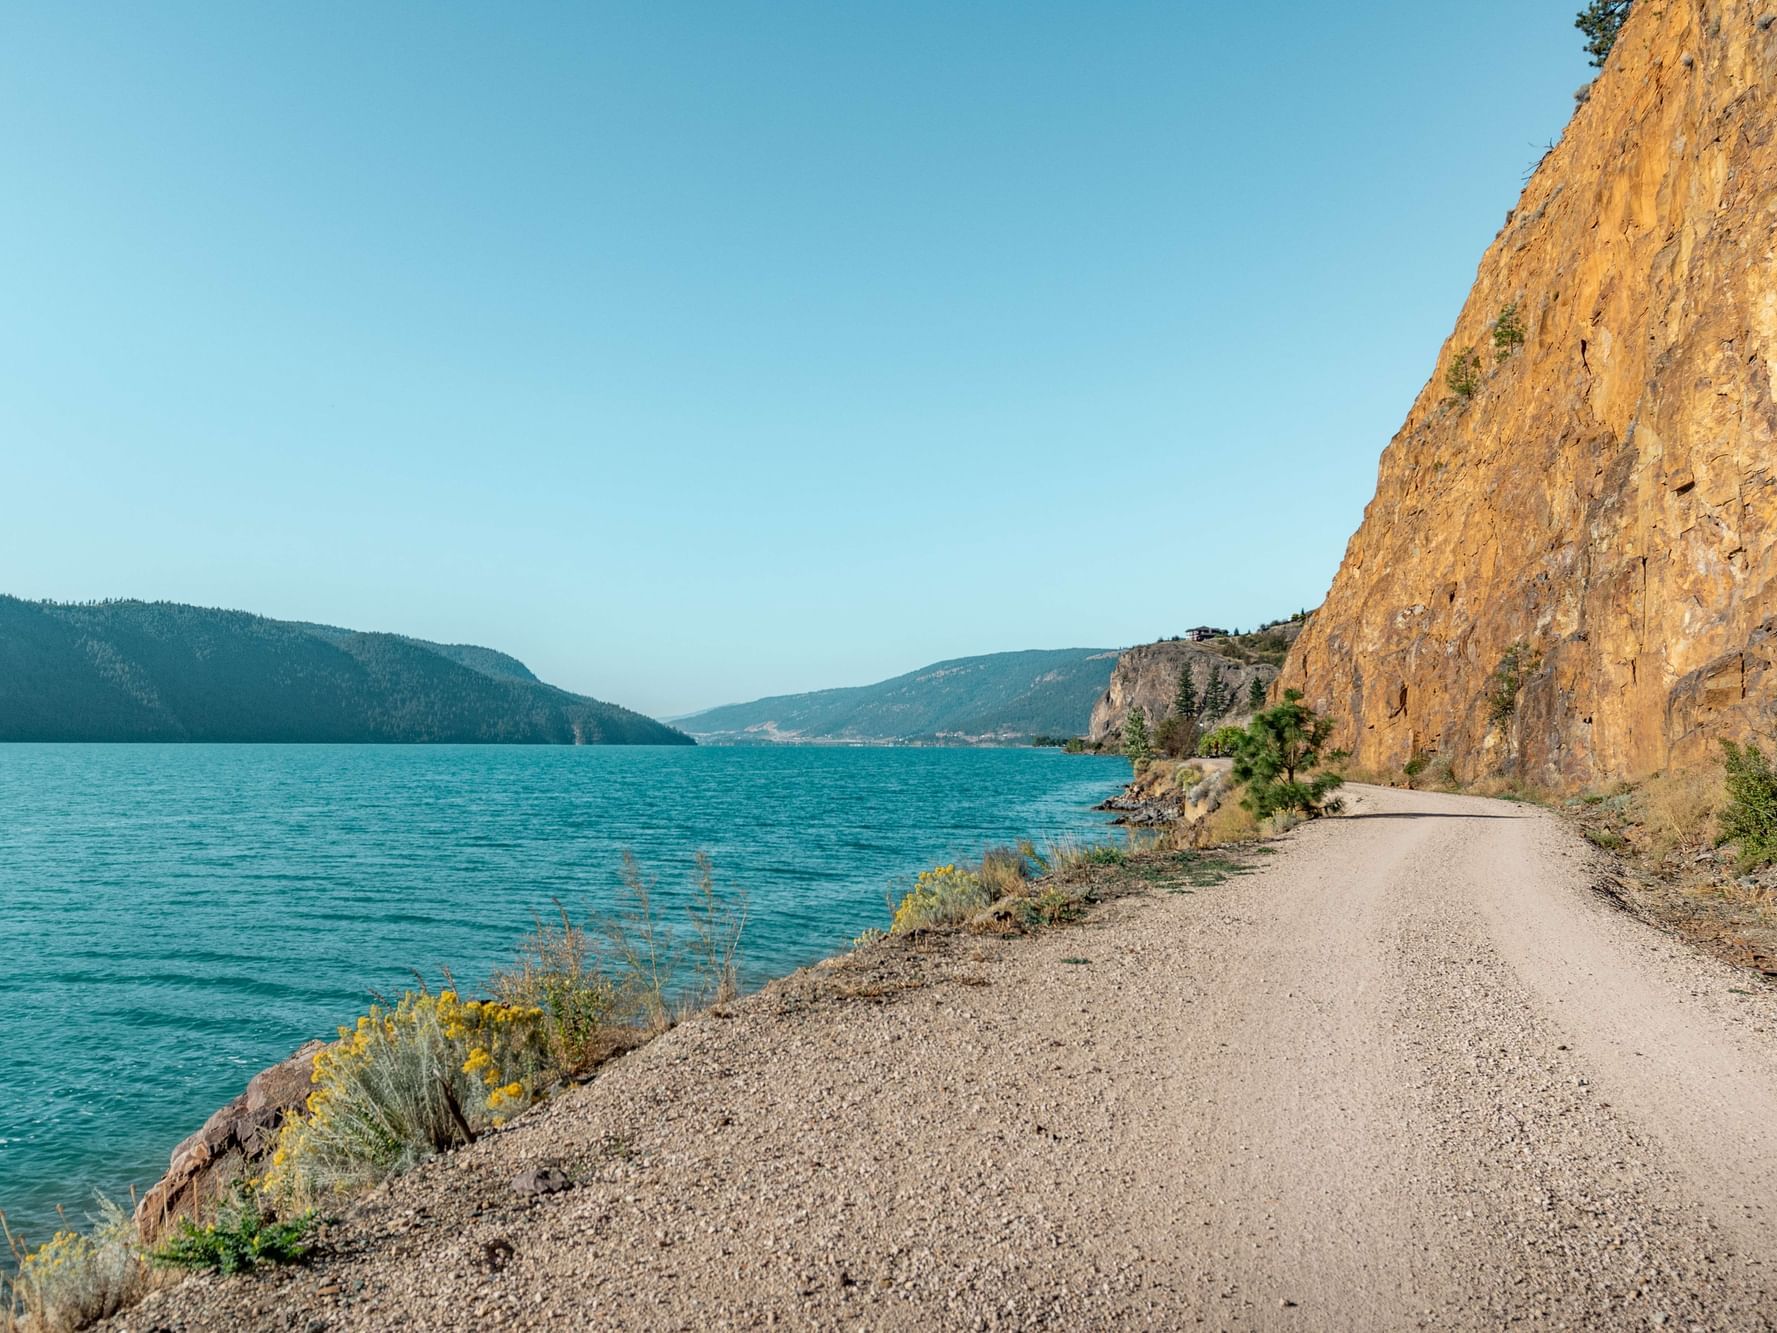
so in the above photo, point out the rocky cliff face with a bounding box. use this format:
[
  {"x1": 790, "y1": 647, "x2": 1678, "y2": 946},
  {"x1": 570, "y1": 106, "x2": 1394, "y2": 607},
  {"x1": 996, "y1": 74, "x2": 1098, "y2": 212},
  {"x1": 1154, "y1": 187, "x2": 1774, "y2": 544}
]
[
  {"x1": 1278, "y1": 0, "x2": 1777, "y2": 789},
  {"x1": 1088, "y1": 631, "x2": 1296, "y2": 744}
]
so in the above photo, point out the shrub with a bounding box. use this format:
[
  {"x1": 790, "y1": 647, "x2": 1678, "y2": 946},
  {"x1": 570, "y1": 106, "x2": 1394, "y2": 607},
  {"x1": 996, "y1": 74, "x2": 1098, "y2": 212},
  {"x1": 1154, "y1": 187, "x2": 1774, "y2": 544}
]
[
  {"x1": 1197, "y1": 725, "x2": 1246, "y2": 758},
  {"x1": 1493, "y1": 301, "x2": 1526, "y2": 361},
  {"x1": 1083, "y1": 845, "x2": 1127, "y2": 867},
  {"x1": 889, "y1": 865, "x2": 991, "y2": 934},
  {"x1": 1403, "y1": 752, "x2": 1431, "y2": 789},
  {"x1": 1720, "y1": 740, "x2": 1777, "y2": 870},
  {"x1": 1232, "y1": 690, "x2": 1345, "y2": 820},
  {"x1": 1018, "y1": 888, "x2": 1086, "y2": 928},
  {"x1": 1488, "y1": 642, "x2": 1539, "y2": 727},
  {"x1": 491, "y1": 906, "x2": 617, "y2": 1078},
  {"x1": 151, "y1": 1188, "x2": 315, "y2": 1276},
  {"x1": 1446, "y1": 347, "x2": 1483, "y2": 400},
  {"x1": 1154, "y1": 713, "x2": 1198, "y2": 759},
  {"x1": 1584, "y1": 827, "x2": 1629, "y2": 853},
  {"x1": 5, "y1": 1198, "x2": 145, "y2": 1333},
  {"x1": 263, "y1": 988, "x2": 550, "y2": 1205}
]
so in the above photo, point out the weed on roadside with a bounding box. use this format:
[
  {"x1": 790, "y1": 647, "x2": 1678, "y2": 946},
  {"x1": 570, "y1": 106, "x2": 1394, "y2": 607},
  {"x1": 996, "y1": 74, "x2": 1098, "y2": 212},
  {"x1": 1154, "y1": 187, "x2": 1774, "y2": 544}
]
[{"x1": 151, "y1": 1188, "x2": 316, "y2": 1276}]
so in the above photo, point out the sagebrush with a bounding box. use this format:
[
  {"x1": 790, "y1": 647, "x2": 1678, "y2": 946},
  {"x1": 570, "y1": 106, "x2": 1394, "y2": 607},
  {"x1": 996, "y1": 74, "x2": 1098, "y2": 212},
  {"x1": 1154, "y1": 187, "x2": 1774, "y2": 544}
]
[{"x1": 4, "y1": 1198, "x2": 145, "y2": 1333}]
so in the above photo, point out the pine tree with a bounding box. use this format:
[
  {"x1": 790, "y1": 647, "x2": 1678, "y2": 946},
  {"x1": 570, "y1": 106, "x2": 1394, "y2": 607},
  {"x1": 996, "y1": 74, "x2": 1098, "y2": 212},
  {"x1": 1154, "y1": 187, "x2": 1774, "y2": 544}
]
[
  {"x1": 1247, "y1": 676, "x2": 1267, "y2": 711},
  {"x1": 1123, "y1": 706, "x2": 1152, "y2": 767},
  {"x1": 1233, "y1": 690, "x2": 1345, "y2": 820},
  {"x1": 1576, "y1": 0, "x2": 1632, "y2": 68},
  {"x1": 1173, "y1": 666, "x2": 1198, "y2": 720},
  {"x1": 1201, "y1": 667, "x2": 1227, "y2": 720}
]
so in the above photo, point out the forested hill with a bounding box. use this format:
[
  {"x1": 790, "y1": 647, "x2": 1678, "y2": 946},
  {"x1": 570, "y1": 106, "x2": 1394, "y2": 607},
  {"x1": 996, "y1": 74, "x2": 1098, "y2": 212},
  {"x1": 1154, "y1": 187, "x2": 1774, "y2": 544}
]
[
  {"x1": 678, "y1": 648, "x2": 1119, "y2": 744},
  {"x1": 0, "y1": 598, "x2": 691, "y2": 745}
]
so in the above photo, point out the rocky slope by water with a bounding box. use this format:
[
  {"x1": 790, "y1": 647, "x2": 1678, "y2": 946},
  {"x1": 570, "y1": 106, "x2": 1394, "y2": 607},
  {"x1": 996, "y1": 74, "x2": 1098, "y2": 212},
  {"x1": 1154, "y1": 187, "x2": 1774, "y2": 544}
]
[
  {"x1": 1087, "y1": 624, "x2": 1301, "y2": 745},
  {"x1": 1278, "y1": 0, "x2": 1777, "y2": 789},
  {"x1": 0, "y1": 598, "x2": 690, "y2": 745}
]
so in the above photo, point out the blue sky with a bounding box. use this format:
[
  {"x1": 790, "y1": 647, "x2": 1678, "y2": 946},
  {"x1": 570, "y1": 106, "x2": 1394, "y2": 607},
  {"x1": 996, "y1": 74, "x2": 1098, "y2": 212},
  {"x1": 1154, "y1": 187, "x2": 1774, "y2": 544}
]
[{"x1": 0, "y1": 3, "x2": 1588, "y2": 717}]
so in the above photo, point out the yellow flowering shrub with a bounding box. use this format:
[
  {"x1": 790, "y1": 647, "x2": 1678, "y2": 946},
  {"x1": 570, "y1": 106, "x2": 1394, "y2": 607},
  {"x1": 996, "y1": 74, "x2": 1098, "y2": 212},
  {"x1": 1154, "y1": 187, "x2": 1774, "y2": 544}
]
[
  {"x1": 889, "y1": 865, "x2": 990, "y2": 934},
  {"x1": 6, "y1": 1199, "x2": 144, "y2": 1332},
  {"x1": 262, "y1": 989, "x2": 549, "y2": 1205}
]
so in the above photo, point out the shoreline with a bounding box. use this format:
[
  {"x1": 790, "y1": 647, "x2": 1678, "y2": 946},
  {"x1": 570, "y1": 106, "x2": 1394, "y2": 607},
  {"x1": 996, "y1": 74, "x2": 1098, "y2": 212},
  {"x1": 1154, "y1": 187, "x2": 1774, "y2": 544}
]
[
  {"x1": 0, "y1": 745, "x2": 1130, "y2": 1259},
  {"x1": 95, "y1": 787, "x2": 1777, "y2": 1329}
]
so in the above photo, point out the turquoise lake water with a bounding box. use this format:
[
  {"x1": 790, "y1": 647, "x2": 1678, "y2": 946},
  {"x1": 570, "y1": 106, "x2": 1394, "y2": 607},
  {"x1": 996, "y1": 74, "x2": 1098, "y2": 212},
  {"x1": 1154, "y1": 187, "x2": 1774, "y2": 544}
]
[{"x1": 0, "y1": 743, "x2": 1127, "y2": 1244}]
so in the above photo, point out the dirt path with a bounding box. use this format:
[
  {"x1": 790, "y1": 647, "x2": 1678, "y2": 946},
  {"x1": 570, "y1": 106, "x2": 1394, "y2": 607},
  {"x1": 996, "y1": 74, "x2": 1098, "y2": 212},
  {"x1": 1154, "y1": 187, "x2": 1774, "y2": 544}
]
[{"x1": 125, "y1": 785, "x2": 1777, "y2": 1331}]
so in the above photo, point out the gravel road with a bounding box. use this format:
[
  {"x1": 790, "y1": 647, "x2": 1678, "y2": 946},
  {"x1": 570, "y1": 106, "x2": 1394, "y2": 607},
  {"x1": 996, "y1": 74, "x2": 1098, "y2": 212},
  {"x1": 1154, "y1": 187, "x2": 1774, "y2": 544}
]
[{"x1": 121, "y1": 784, "x2": 1777, "y2": 1331}]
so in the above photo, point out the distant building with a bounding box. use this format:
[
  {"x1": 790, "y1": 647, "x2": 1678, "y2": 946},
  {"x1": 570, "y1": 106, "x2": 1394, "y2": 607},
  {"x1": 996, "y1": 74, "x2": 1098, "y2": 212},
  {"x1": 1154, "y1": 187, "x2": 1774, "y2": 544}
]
[{"x1": 1184, "y1": 626, "x2": 1228, "y2": 642}]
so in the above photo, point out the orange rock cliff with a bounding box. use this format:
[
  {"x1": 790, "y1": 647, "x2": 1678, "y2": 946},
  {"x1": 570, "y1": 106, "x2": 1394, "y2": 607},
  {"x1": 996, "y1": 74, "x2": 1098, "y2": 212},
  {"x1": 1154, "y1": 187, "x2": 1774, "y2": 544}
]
[{"x1": 1278, "y1": 0, "x2": 1777, "y2": 790}]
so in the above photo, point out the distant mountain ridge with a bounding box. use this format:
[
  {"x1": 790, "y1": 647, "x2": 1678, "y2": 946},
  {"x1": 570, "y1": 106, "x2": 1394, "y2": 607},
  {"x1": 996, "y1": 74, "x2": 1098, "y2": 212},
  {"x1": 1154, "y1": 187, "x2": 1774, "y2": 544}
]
[
  {"x1": 0, "y1": 597, "x2": 690, "y2": 745},
  {"x1": 679, "y1": 648, "x2": 1119, "y2": 744}
]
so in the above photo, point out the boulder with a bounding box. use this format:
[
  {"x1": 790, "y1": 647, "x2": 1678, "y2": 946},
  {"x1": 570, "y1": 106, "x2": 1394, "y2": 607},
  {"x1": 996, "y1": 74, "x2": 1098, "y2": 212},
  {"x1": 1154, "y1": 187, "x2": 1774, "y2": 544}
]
[{"x1": 134, "y1": 1040, "x2": 324, "y2": 1240}]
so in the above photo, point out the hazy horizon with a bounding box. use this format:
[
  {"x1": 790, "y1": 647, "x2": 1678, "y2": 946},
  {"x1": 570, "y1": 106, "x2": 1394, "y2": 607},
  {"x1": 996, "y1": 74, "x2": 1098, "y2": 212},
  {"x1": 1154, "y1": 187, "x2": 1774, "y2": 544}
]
[{"x1": 2, "y1": 2, "x2": 1591, "y2": 717}]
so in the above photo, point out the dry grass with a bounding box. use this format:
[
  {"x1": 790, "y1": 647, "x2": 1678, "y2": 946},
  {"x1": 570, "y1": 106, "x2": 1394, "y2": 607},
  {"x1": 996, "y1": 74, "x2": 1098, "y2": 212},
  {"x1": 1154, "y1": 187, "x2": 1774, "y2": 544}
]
[
  {"x1": 602, "y1": 852, "x2": 749, "y2": 1030},
  {"x1": 1631, "y1": 767, "x2": 1723, "y2": 859},
  {"x1": 4, "y1": 1198, "x2": 146, "y2": 1333},
  {"x1": 976, "y1": 845, "x2": 1035, "y2": 898},
  {"x1": 1193, "y1": 792, "x2": 1264, "y2": 847},
  {"x1": 491, "y1": 906, "x2": 618, "y2": 1078}
]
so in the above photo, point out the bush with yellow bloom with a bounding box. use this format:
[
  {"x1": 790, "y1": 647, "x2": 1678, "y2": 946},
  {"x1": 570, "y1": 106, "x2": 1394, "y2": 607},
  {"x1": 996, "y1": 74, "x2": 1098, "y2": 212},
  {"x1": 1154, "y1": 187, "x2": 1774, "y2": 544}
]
[
  {"x1": 262, "y1": 988, "x2": 549, "y2": 1205},
  {"x1": 889, "y1": 864, "x2": 990, "y2": 934}
]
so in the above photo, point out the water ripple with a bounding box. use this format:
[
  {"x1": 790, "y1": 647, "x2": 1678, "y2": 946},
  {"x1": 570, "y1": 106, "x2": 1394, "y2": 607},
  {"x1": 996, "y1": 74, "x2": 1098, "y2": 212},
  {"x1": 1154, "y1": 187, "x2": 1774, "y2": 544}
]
[{"x1": 0, "y1": 743, "x2": 1125, "y2": 1244}]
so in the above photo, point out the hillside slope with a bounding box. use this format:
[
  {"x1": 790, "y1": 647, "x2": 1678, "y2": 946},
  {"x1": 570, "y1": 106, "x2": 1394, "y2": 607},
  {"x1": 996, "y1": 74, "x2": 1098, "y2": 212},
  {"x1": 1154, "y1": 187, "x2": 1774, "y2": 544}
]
[
  {"x1": 679, "y1": 648, "x2": 1118, "y2": 744},
  {"x1": 1279, "y1": 0, "x2": 1777, "y2": 788},
  {"x1": 0, "y1": 598, "x2": 690, "y2": 745}
]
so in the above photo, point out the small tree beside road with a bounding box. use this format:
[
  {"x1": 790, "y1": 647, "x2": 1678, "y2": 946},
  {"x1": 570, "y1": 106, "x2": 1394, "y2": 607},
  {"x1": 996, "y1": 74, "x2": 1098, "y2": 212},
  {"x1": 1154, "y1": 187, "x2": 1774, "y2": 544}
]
[{"x1": 1233, "y1": 690, "x2": 1345, "y2": 820}]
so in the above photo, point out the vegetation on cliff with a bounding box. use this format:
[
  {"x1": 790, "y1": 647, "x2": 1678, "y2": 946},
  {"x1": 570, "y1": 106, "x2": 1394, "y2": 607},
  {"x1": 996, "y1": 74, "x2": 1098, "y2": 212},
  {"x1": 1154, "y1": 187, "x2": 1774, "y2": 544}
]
[
  {"x1": 1576, "y1": 0, "x2": 1634, "y2": 66},
  {"x1": 0, "y1": 597, "x2": 689, "y2": 745}
]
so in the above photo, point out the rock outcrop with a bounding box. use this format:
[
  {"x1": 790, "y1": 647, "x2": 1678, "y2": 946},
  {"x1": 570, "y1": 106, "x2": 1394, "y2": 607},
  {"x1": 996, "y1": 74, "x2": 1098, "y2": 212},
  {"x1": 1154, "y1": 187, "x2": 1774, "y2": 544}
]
[
  {"x1": 1088, "y1": 629, "x2": 1298, "y2": 745},
  {"x1": 134, "y1": 1042, "x2": 321, "y2": 1240},
  {"x1": 1279, "y1": 0, "x2": 1777, "y2": 789}
]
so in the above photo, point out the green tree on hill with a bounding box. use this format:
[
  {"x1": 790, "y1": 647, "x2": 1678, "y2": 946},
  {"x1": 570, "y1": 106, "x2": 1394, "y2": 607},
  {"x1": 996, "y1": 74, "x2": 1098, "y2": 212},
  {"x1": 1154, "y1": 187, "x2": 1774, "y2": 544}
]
[
  {"x1": 1576, "y1": 0, "x2": 1632, "y2": 67},
  {"x1": 1173, "y1": 666, "x2": 1198, "y2": 721},
  {"x1": 1247, "y1": 677, "x2": 1267, "y2": 711},
  {"x1": 1123, "y1": 706, "x2": 1152, "y2": 768},
  {"x1": 1201, "y1": 667, "x2": 1228, "y2": 720},
  {"x1": 1233, "y1": 690, "x2": 1345, "y2": 820}
]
